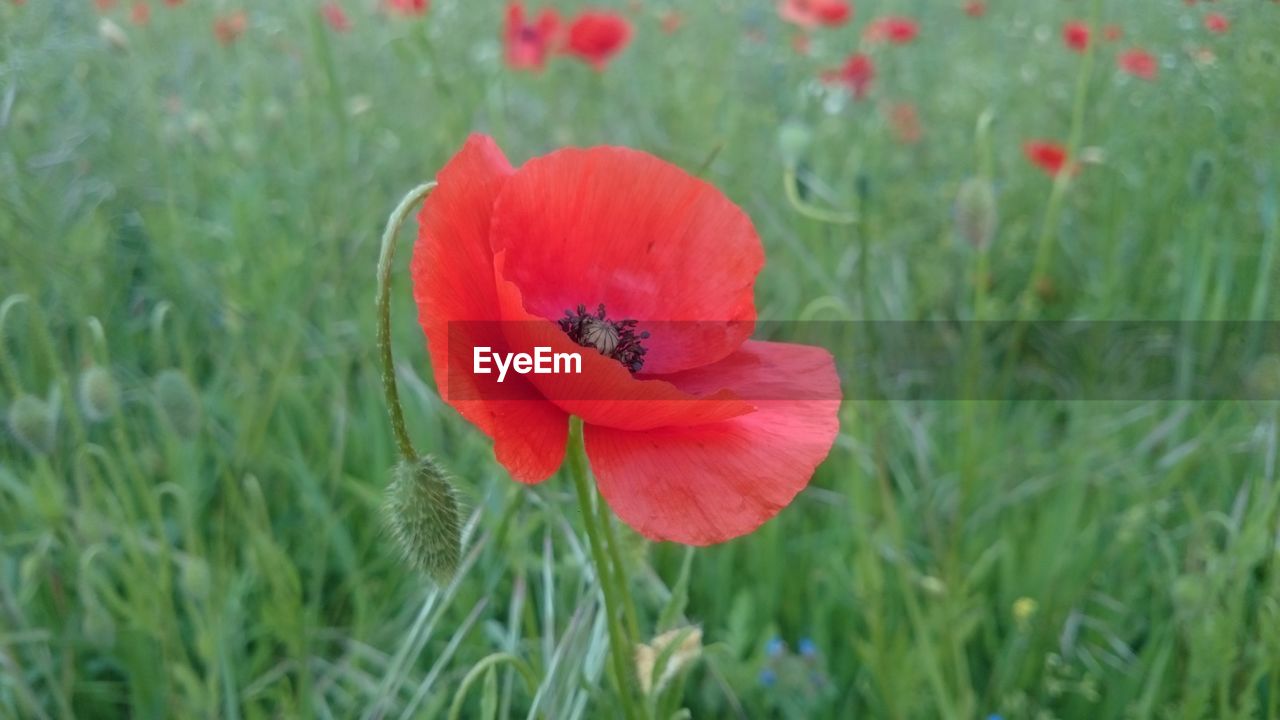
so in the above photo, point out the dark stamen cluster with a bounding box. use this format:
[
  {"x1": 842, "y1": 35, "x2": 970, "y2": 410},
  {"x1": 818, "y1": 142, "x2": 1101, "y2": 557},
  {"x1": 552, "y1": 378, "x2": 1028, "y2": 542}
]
[{"x1": 559, "y1": 303, "x2": 650, "y2": 374}]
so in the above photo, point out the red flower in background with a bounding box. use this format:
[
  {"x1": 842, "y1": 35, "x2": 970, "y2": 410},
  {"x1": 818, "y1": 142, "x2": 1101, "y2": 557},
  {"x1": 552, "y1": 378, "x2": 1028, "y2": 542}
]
[
  {"x1": 386, "y1": 0, "x2": 429, "y2": 17},
  {"x1": 321, "y1": 2, "x2": 351, "y2": 32},
  {"x1": 964, "y1": 1, "x2": 986, "y2": 18},
  {"x1": 1103, "y1": 24, "x2": 1123, "y2": 42},
  {"x1": 411, "y1": 135, "x2": 840, "y2": 544},
  {"x1": 1118, "y1": 48, "x2": 1158, "y2": 79},
  {"x1": 214, "y1": 11, "x2": 247, "y2": 45},
  {"x1": 505, "y1": 2, "x2": 560, "y2": 70},
  {"x1": 887, "y1": 102, "x2": 922, "y2": 144},
  {"x1": 1063, "y1": 21, "x2": 1090, "y2": 52},
  {"x1": 130, "y1": 1, "x2": 149, "y2": 25},
  {"x1": 1024, "y1": 140, "x2": 1072, "y2": 177},
  {"x1": 660, "y1": 10, "x2": 683, "y2": 34},
  {"x1": 778, "y1": 0, "x2": 852, "y2": 29},
  {"x1": 95, "y1": 0, "x2": 117, "y2": 11},
  {"x1": 864, "y1": 16, "x2": 918, "y2": 44},
  {"x1": 822, "y1": 52, "x2": 875, "y2": 99},
  {"x1": 565, "y1": 11, "x2": 632, "y2": 71},
  {"x1": 1204, "y1": 13, "x2": 1229, "y2": 33},
  {"x1": 164, "y1": 0, "x2": 181, "y2": 6}
]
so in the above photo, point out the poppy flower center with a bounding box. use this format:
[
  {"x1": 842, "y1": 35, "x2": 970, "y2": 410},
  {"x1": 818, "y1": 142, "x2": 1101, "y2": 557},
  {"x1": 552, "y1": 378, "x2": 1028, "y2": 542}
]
[{"x1": 559, "y1": 303, "x2": 650, "y2": 373}]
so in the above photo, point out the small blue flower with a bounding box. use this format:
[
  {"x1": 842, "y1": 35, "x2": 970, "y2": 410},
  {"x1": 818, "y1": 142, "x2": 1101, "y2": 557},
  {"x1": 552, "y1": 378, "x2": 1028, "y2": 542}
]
[
  {"x1": 798, "y1": 637, "x2": 817, "y2": 657},
  {"x1": 765, "y1": 637, "x2": 785, "y2": 658},
  {"x1": 985, "y1": 715, "x2": 1004, "y2": 720},
  {"x1": 759, "y1": 668, "x2": 778, "y2": 687}
]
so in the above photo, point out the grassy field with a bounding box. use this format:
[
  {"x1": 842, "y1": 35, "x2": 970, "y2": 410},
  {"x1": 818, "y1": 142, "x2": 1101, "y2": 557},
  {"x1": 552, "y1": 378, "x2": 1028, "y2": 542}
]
[{"x1": 4, "y1": 0, "x2": 1280, "y2": 718}]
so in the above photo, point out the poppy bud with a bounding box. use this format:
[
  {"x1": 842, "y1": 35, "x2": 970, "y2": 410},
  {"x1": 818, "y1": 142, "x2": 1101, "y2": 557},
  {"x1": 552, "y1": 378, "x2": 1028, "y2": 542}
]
[
  {"x1": 383, "y1": 456, "x2": 463, "y2": 583},
  {"x1": 98, "y1": 18, "x2": 130, "y2": 51},
  {"x1": 777, "y1": 122, "x2": 813, "y2": 169},
  {"x1": 78, "y1": 365, "x2": 121, "y2": 423},
  {"x1": 153, "y1": 369, "x2": 202, "y2": 439},
  {"x1": 954, "y1": 177, "x2": 998, "y2": 249},
  {"x1": 7, "y1": 393, "x2": 57, "y2": 455}
]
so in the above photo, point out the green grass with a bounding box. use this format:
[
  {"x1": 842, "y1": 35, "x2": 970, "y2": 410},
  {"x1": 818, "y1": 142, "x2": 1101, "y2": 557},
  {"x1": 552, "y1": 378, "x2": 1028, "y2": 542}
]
[{"x1": 3, "y1": 0, "x2": 1280, "y2": 718}]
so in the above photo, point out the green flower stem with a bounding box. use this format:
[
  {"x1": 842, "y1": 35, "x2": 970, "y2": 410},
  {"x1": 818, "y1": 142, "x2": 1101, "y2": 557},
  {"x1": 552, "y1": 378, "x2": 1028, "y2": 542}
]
[
  {"x1": 567, "y1": 417, "x2": 644, "y2": 720},
  {"x1": 597, "y1": 494, "x2": 642, "y2": 644},
  {"x1": 376, "y1": 181, "x2": 436, "y2": 462}
]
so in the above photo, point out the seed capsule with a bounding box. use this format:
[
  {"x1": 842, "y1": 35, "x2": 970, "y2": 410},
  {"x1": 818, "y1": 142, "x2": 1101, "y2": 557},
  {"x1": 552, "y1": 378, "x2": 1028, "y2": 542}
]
[
  {"x1": 7, "y1": 393, "x2": 57, "y2": 455},
  {"x1": 79, "y1": 366, "x2": 121, "y2": 423}
]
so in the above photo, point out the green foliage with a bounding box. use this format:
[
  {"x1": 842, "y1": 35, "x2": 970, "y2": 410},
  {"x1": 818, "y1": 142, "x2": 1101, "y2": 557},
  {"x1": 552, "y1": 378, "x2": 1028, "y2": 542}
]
[{"x1": 2, "y1": 1, "x2": 1279, "y2": 718}]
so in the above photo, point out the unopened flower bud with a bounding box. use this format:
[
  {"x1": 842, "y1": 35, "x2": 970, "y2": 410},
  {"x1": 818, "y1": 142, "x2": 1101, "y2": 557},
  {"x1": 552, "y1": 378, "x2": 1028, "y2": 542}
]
[
  {"x1": 153, "y1": 369, "x2": 202, "y2": 439},
  {"x1": 384, "y1": 457, "x2": 463, "y2": 583},
  {"x1": 7, "y1": 393, "x2": 57, "y2": 455},
  {"x1": 778, "y1": 122, "x2": 813, "y2": 169},
  {"x1": 78, "y1": 365, "x2": 121, "y2": 422},
  {"x1": 634, "y1": 627, "x2": 703, "y2": 696},
  {"x1": 98, "y1": 18, "x2": 129, "y2": 51},
  {"x1": 954, "y1": 177, "x2": 998, "y2": 249}
]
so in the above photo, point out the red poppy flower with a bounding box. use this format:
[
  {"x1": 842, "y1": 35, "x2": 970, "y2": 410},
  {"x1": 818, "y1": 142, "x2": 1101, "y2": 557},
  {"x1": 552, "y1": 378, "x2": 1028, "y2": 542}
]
[
  {"x1": 964, "y1": 1, "x2": 986, "y2": 18},
  {"x1": 411, "y1": 135, "x2": 840, "y2": 545},
  {"x1": 164, "y1": 0, "x2": 181, "y2": 6},
  {"x1": 792, "y1": 32, "x2": 811, "y2": 55},
  {"x1": 94, "y1": 0, "x2": 116, "y2": 11},
  {"x1": 1103, "y1": 24, "x2": 1123, "y2": 42},
  {"x1": 321, "y1": 2, "x2": 350, "y2": 32},
  {"x1": 130, "y1": 2, "x2": 149, "y2": 25},
  {"x1": 1118, "y1": 48, "x2": 1158, "y2": 80},
  {"x1": 864, "y1": 16, "x2": 918, "y2": 44},
  {"x1": 887, "y1": 102, "x2": 922, "y2": 145},
  {"x1": 1204, "y1": 13, "x2": 1229, "y2": 33},
  {"x1": 505, "y1": 2, "x2": 561, "y2": 71},
  {"x1": 660, "y1": 10, "x2": 683, "y2": 34},
  {"x1": 1024, "y1": 140, "x2": 1073, "y2": 177},
  {"x1": 1062, "y1": 21, "x2": 1090, "y2": 52},
  {"x1": 822, "y1": 52, "x2": 875, "y2": 99},
  {"x1": 777, "y1": 0, "x2": 852, "y2": 29},
  {"x1": 386, "y1": 0, "x2": 428, "y2": 16},
  {"x1": 565, "y1": 11, "x2": 632, "y2": 71},
  {"x1": 213, "y1": 11, "x2": 247, "y2": 45}
]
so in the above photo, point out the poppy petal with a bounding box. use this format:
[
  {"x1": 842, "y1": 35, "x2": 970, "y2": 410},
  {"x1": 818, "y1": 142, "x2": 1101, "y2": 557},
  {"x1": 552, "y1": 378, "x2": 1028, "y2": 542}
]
[
  {"x1": 490, "y1": 267, "x2": 757, "y2": 431},
  {"x1": 584, "y1": 341, "x2": 841, "y2": 545},
  {"x1": 411, "y1": 134, "x2": 568, "y2": 482},
  {"x1": 489, "y1": 146, "x2": 763, "y2": 375}
]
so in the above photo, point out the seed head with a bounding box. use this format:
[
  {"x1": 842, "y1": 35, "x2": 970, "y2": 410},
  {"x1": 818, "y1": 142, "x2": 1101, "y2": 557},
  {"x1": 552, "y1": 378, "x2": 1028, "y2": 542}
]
[{"x1": 7, "y1": 393, "x2": 57, "y2": 455}]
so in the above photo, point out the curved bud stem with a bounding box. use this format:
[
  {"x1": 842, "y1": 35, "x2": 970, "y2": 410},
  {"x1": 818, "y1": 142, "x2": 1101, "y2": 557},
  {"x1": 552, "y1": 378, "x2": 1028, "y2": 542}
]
[{"x1": 376, "y1": 181, "x2": 436, "y2": 461}]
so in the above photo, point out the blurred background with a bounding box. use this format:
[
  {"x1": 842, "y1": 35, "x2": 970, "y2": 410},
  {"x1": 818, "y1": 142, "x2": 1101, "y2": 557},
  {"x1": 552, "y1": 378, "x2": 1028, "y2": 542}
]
[{"x1": 3, "y1": 0, "x2": 1280, "y2": 718}]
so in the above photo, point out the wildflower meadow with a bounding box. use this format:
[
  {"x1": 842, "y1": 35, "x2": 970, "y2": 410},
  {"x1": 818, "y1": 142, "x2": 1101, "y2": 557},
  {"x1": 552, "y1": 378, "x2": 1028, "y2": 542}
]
[{"x1": 3, "y1": 1, "x2": 1280, "y2": 718}]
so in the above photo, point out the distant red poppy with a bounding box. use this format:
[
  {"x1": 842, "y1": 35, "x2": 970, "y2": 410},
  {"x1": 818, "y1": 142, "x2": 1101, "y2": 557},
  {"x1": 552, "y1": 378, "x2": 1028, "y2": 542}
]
[
  {"x1": 659, "y1": 10, "x2": 683, "y2": 34},
  {"x1": 1103, "y1": 24, "x2": 1123, "y2": 42},
  {"x1": 1204, "y1": 13, "x2": 1229, "y2": 33},
  {"x1": 822, "y1": 52, "x2": 875, "y2": 99},
  {"x1": 887, "y1": 102, "x2": 922, "y2": 144},
  {"x1": 130, "y1": 1, "x2": 149, "y2": 25},
  {"x1": 1118, "y1": 48, "x2": 1158, "y2": 80},
  {"x1": 1024, "y1": 141, "x2": 1072, "y2": 177},
  {"x1": 411, "y1": 135, "x2": 840, "y2": 544},
  {"x1": 565, "y1": 11, "x2": 632, "y2": 71},
  {"x1": 321, "y1": 2, "x2": 350, "y2": 32},
  {"x1": 964, "y1": 1, "x2": 986, "y2": 18},
  {"x1": 386, "y1": 0, "x2": 429, "y2": 16},
  {"x1": 505, "y1": 2, "x2": 561, "y2": 71},
  {"x1": 792, "y1": 32, "x2": 811, "y2": 55},
  {"x1": 213, "y1": 11, "x2": 247, "y2": 45},
  {"x1": 864, "y1": 16, "x2": 918, "y2": 44},
  {"x1": 164, "y1": 0, "x2": 181, "y2": 6},
  {"x1": 94, "y1": 0, "x2": 116, "y2": 11},
  {"x1": 777, "y1": 0, "x2": 852, "y2": 29},
  {"x1": 1062, "y1": 21, "x2": 1090, "y2": 52}
]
